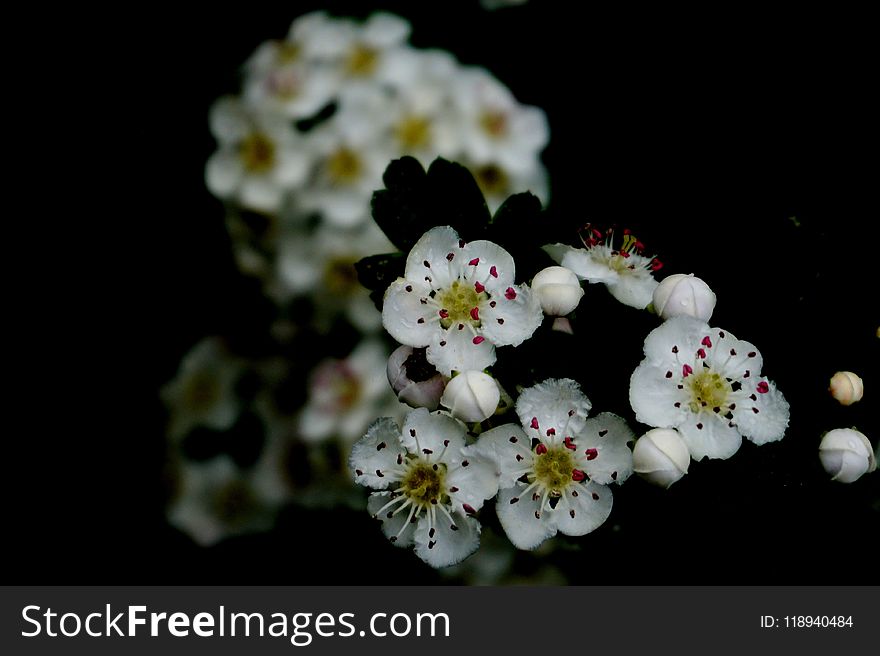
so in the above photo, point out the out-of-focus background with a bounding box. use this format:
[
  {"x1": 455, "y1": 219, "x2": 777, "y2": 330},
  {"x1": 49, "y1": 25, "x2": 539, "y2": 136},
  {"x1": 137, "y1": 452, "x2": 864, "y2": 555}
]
[{"x1": 23, "y1": 2, "x2": 877, "y2": 584}]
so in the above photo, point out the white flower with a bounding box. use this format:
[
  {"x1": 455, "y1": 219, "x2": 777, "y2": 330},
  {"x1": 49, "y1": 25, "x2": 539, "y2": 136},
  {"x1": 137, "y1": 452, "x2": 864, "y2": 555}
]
[
  {"x1": 530, "y1": 266, "x2": 584, "y2": 316},
  {"x1": 350, "y1": 408, "x2": 499, "y2": 568},
  {"x1": 467, "y1": 156, "x2": 550, "y2": 214},
  {"x1": 160, "y1": 337, "x2": 243, "y2": 442},
  {"x1": 476, "y1": 379, "x2": 634, "y2": 550},
  {"x1": 440, "y1": 370, "x2": 501, "y2": 422},
  {"x1": 819, "y1": 429, "x2": 876, "y2": 483},
  {"x1": 452, "y1": 68, "x2": 549, "y2": 176},
  {"x1": 632, "y1": 428, "x2": 690, "y2": 488},
  {"x1": 387, "y1": 345, "x2": 448, "y2": 410},
  {"x1": 382, "y1": 226, "x2": 544, "y2": 377},
  {"x1": 166, "y1": 456, "x2": 279, "y2": 547},
  {"x1": 298, "y1": 339, "x2": 405, "y2": 444},
  {"x1": 205, "y1": 97, "x2": 310, "y2": 213},
  {"x1": 545, "y1": 228, "x2": 662, "y2": 309},
  {"x1": 629, "y1": 316, "x2": 790, "y2": 461},
  {"x1": 653, "y1": 273, "x2": 717, "y2": 322},
  {"x1": 828, "y1": 371, "x2": 863, "y2": 406}
]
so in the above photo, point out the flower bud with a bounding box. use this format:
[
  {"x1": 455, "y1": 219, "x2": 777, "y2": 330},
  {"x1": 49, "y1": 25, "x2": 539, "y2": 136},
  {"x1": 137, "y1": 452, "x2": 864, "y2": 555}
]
[
  {"x1": 440, "y1": 370, "x2": 501, "y2": 422},
  {"x1": 818, "y1": 428, "x2": 876, "y2": 483},
  {"x1": 387, "y1": 346, "x2": 447, "y2": 410},
  {"x1": 531, "y1": 266, "x2": 584, "y2": 316},
  {"x1": 652, "y1": 273, "x2": 716, "y2": 322},
  {"x1": 632, "y1": 428, "x2": 690, "y2": 488},
  {"x1": 828, "y1": 371, "x2": 863, "y2": 406}
]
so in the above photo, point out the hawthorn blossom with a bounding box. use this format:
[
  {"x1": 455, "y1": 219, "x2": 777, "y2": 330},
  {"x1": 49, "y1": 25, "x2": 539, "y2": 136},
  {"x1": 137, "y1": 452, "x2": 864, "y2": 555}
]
[
  {"x1": 351, "y1": 408, "x2": 499, "y2": 568},
  {"x1": 629, "y1": 316, "x2": 790, "y2": 461},
  {"x1": 382, "y1": 226, "x2": 543, "y2": 376},
  {"x1": 205, "y1": 97, "x2": 310, "y2": 213},
  {"x1": 545, "y1": 228, "x2": 663, "y2": 309},
  {"x1": 476, "y1": 379, "x2": 635, "y2": 550}
]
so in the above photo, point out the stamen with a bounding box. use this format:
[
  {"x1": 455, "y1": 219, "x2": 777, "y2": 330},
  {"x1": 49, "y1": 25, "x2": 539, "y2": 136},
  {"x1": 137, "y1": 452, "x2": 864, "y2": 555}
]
[
  {"x1": 535, "y1": 443, "x2": 547, "y2": 455},
  {"x1": 682, "y1": 364, "x2": 694, "y2": 377},
  {"x1": 472, "y1": 335, "x2": 485, "y2": 345},
  {"x1": 756, "y1": 381, "x2": 769, "y2": 394},
  {"x1": 468, "y1": 257, "x2": 480, "y2": 266},
  {"x1": 585, "y1": 448, "x2": 598, "y2": 460},
  {"x1": 530, "y1": 417, "x2": 539, "y2": 430},
  {"x1": 505, "y1": 287, "x2": 517, "y2": 300},
  {"x1": 571, "y1": 469, "x2": 586, "y2": 481},
  {"x1": 474, "y1": 281, "x2": 485, "y2": 293},
  {"x1": 489, "y1": 266, "x2": 498, "y2": 278}
]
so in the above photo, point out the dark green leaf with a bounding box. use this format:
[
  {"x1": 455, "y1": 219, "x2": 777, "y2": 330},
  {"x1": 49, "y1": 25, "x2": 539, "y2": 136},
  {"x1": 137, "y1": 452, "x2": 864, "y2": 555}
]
[{"x1": 354, "y1": 252, "x2": 405, "y2": 292}]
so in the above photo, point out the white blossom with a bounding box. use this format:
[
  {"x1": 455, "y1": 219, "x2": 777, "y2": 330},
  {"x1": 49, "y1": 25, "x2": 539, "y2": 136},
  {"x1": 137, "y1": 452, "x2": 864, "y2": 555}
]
[
  {"x1": 828, "y1": 371, "x2": 863, "y2": 406},
  {"x1": 545, "y1": 228, "x2": 662, "y2": 309},
  {"x1": 351, "y1": 408, "x2": 499, "y2": 568},
  {"x1": 530, "y1": 265, "x2": 584, "y2": 316},
  {"x1": 476, "y1": 379, "x2": 634, "y2": 550},
  {"x1": 440, "y1": 370, "x2": 501, "y2": 422},
  {"x1": 632, "y1": 428, "x2": 690, "y2": 488},
  {"x1": 819, "y1": 428, "x2": 876, "y2": 483},
  {"x1": 653, "y1": 273, "x2": 716, "y2": 322},
  {"x1": 382, "y1": 226, "x2": 544, "y2": 376},
  {"x1": 629, "y1": 316, "x2": 790, "y2": 461}
]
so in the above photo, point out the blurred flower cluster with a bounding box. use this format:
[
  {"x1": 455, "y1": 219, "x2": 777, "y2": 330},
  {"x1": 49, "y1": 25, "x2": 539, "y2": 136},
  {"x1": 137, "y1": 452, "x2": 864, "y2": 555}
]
[{"x1": 160, "y1": 11, "x2": 549, "y2": 582}]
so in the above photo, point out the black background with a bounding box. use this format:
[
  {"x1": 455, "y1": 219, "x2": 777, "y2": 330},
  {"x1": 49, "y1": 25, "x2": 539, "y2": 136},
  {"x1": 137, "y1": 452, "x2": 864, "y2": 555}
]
[{"x1": 21, "y1": 2, "x2": 877, "y2": 584}]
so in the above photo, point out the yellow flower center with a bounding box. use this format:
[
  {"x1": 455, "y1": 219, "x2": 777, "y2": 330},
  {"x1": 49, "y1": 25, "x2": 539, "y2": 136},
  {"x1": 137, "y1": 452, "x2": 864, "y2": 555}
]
[
  {"x1": 532, "y1": 445, "x2": 576, "y2": 496},
  {"x1": 346, "y1": 44, "x2": 378, "y2": 76},
  {"x1": 239, "y1": 132, "x2": 276, "y2": 172},
  {"x1": 479, "y1": 110, "x2": 508, "y2": 138},
  {"x1": 474, "y1": 164, "x2": 509, "y2": 196},
  {"x1": 687, "y1": 370, "x2": 732, "y2": 413},
  {"x1": 395, "y1": 115, "x2": 432, "y2": 149},
  {"x1": 322, "y1": 256, "x2": 360, "y2": 296},
  {"x1": 435, "y1": 280, "x2": 486, "y2": 329},
  {"x1": 276, "y1": 41, "x2": 301, "y2": 64},
  {"x1": 401, "y1": 460, "x2": 447, "y2": 508},
  {"x1": 326, "y1": 148, "x2": 362, "y2": 185}
]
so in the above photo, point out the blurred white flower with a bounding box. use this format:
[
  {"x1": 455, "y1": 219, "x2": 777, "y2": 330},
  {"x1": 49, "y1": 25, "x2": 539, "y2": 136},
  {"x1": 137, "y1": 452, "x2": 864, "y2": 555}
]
[
  {"x1": 653, "y1": 273, "x2": 717, "y2": 322},
  {"x1": 629, "y1": 317, "x2": 790, "y2": 461},
  {"x1": 382, "y1": 226, "x2": 544, "y2": 376},
  {"x1": 351, "y1": 408, "x2": 499, "y2": 568},
  {"x1": 545, "y1": 228, "x2": 662, "y2": 309},
  {"x1": 476, "y1": 379, "x2": 634, "y2": 550},
  {"x1": 205, "y1": 97, "x2": 310, "y2": 213},
  {"x1": 298, "y1": 339, "x2": 406, "y2": 444},
  {"x1": 819, "y1": 428, "x2": 876, "y2": 483},
  {"x1": 160, "y1": 337, "x2": 244, "y2": 442}
]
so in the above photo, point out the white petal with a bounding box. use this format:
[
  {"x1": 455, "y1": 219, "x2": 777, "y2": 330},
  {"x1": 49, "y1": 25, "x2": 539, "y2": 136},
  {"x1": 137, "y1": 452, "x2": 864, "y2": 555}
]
[
  {"x1": 350, "y1": 417, "x2": 406, "y2": 488},
  {"x1": 320, "y1": 189, "x2": 369, "y2": 228},
  {"x1": 445, "y1": 447, "x2": 500, "y2": 512},
  {"x1": 578, "y1": 413, "x2": 635, "y2": 485},
  {"x1": 606, "y1": 274, "x2": 658, "y2": 309},
  {"x1": 297, "y1": 404, "x2": 337, "y2": 443},
  {"x1": 733, "y1": 379, "x2": 790, "y2": 446},
  {"x1": 362, "y1": 13, "x2": 411, "y2": 48},
  {"x1": 472, "y1": 423, "x2": 532, "y2": 488},
  {"x1": 496, "y1": 485, "x2": 556, "y2": 550},
  {"x1": 678, "y1": 412, "x2": 743, "y2": 461},
  {"x1": 642, "y1": 316, "x2": 707, "y2": 365},
  {"x1": 552, "y1": 482, "x2": 613, "y2": 537},
  {"x1": 404, "y1": 226, "x2": 465, "y2": 289},
  {"x1": 382, "y1": 278, "x2": 438, "y2": 347},
  {"x1": 368, "y1": 492, "x2": 416, "y2": 548},
  {"x1": 463, "y1": 239, "x2": 516, "y2": 292},
  {"x1": 239, "y1": 176, "x2": 284, "y2": 213},
  {"x1": 480, "y1": 284, "x2": 544, "y2": 347},
  {"x1": 209, "y1": 96, "x2": 249, "y2": 142},
  {"x1": 703, "y1": 328, "x2": 764, "y2": 381},
  {"x1": 400, "y1": 407, "x2": 466, "y2": 457},
  {"x1": 515, "y1": 378, "x2": 591, "y2": 440},
  {"x1": 205, "y1": 151, "x2": 243, "y2": 198},
  {"x1": 413, "y1": 509, "x2": 480, "y2": 568},
  {"x1": 426, "y1": 324, "x2": 496, "y2": 377},
  {"x1": 559, "y1": 248, "x2": 618, "y2": 284},
  {"x1": 274, "y1": 148, "x2": 310, "y2": 186},
  {"x1": 629, "y1": 362, "x2": 690, "y2": 428}
]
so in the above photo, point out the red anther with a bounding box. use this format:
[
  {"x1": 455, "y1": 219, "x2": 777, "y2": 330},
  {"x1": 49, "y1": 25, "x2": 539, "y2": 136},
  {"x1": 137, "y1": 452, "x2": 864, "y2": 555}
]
[
  {"x1": 535, "y1": 443, "x2": 547, "y2": 455},
  {"x1": 619, "y1": 251, "x2": 630, "y2": 259},
  {"x1": 697, "y1": 348, "x2": 706, "y2": 359},
  {"x1": 633, "y1": 241, "x2": 645, "y2": 251},
  {"x1": 505, "y1": 287, "x2": 517, "y2": 300},
  {"x1": 702, "y1": 336, "x2": 713, "y2": 348},
  {"x1": 439, "y1": 309, "x2": 449, "y2": 319},
  {"x1": 468, "y1": 257, "x2": 480, "y2": 266},
  {"x1": 585, "y1": 448, "x2": 598, "y2": 460},
  {"x1": 623, "y1": 228, "x2": 631, "y2": 235},
  {"x1": 571, "y1": 469, "x2": 586, "y2": 481},
  {"x1": 591, "y1": 228, "x2": 602, "y2": 240},
  {"x1": 756, "y1": 381, "x2": 770, "y2": 394},
  {"x1": 489, "y1": 266, "x2": 498, "y2": 278},
  {"x1": 546, "y1": 428, "x2": 556, "y2": 436},
  {"x1": 651, "y1": 259, "x2": 664, "y2": 271},
  {"x1": 530, "y1": 417, "x2": 539, "y2": 430},
  {"x1": 474, "y1": 281, "x2": 485, "y2": 293},
  {"x1": 682, "y1": 364, "x2": 694, "y2": 377},
  {"x1": 470, "y1": 307, "x2": 480, "y2": 321},
  {"x1": 563, "y1": 437, "x2": 576, "y2": 451},
  {"x1": 462, "y1": 504, "x2": 476, "y2": 515},
  {"x1": 472, "y1": 335, "x2": 485, "y2": 345}
]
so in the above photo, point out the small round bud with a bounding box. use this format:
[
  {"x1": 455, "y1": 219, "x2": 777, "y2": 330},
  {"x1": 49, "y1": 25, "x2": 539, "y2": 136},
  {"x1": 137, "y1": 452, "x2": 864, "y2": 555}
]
[
  {"x1": 531, "y1": 266, "x2": 584, "y2": 316},
  {"x1": 440, "y1": 370, "x2": 501, "y2": 422},
  {"x1": 652, "y1": 273, "x2": 716, "y2": 322},
  {"x1": 828, "y1": 371, "x2": 863, "y2": 406},
  {"x1": 632, "y1": 428, "x2": 690, "y2": 488},
  {"x1": 819, "y1": 428, "x2": 876, "y2": 483},
  {"x1": 387, "y1": 346, "x2": 447, "y2": 410}
]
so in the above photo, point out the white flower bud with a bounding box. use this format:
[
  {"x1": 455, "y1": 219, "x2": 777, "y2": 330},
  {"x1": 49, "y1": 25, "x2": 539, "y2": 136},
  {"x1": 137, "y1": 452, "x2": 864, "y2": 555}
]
[
  {"x1": 652, "y1": 273, "x2": 716, "y2": 322},
  {"x1": 387, "y1": 345, "x2": 447, "y2": 410},
  {"x1": 632, "y1": 428, "x2": 690, "y2": 488},
  {"x1": 440, "y1": 370, "x2": 501, "y2": 422},
  {"x1": 531, "y1": 266, "x2": 584, "y2": 316},
  {"x1": 818, "y1": 428, "x2": 876, "y2": 483},
  {"x1": 828, "y1": 371, "x2": 863, "y2": 406}
]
